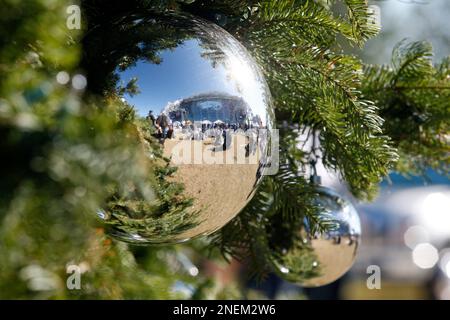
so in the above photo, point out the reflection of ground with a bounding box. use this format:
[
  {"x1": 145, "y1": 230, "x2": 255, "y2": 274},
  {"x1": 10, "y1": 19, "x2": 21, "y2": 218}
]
[
  {"x1": 163, "y1": 132, "x2": 261, "y2": 239},
  {"x1": 303, "y1": 237, "x2": 358, "y2": 287}
]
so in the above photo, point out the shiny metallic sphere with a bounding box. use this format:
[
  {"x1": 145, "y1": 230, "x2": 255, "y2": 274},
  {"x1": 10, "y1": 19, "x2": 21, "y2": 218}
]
[
  {"x1": 272, "y1": 187, "x2": 361, "y2": 287},
  {"x1": 95, "y1": 13, "x2": 275, "y2": 244}
]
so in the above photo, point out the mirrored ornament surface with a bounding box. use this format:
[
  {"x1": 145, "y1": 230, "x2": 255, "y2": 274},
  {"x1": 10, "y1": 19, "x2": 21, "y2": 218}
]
[
  {"x1": 89, "y1": 12, "x2": 275, "y2": 244},
  {"x1": 272, "y1": 187, "x2": 361, "y2": 287}
]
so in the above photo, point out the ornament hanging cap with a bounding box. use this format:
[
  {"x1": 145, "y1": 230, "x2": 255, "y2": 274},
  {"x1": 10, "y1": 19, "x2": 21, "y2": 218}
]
[
  {"x1": 309, "y1": 129, "x2": 321, "y2": 185},
  {"x1": 310, "y1": 174, "x2": 321, "y2": 185}
]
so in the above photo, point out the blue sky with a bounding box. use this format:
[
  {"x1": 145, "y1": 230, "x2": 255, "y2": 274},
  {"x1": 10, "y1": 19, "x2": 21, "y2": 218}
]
[{"x1": 118, "y1": 39, "x2": 237, "y2": 116}]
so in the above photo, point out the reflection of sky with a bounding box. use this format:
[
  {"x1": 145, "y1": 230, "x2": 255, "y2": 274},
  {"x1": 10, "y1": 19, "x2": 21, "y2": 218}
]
[
  {"x1": 118, "y1": 39, "x2": 269, "y2": 125},
  {"x1": 119, "y1": 39, "x2": 227, "y2": 114}
]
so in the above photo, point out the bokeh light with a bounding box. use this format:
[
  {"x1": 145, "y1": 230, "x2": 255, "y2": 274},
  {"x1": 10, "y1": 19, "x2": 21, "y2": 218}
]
[
  {"x1": 439, "y1": 249, "x2": 450, "y2": 278},
  {"x1": 419, "y1": 192, "x2": 450, "y2": 237},
  {"x1": 404, "y1": 225, "x2": 429, "y2": 249},
  {"x1": 72, "y1": 74, "x2": 87, "y2": 90},
  {"x1": 412, "y1": 243, "x2": 439, "y2": 269},
  {"x1": 56, "y1": 71, "x2": 70, "y2": 85}
]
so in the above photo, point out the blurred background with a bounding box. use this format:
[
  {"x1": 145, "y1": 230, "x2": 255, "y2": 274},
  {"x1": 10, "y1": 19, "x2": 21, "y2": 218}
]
[
  {"x1": 190, "y1": 0, "x2": 450, "y2": 300},
  {"x1": 306, "y1": 0, "x2": 450, "y2": 299}
]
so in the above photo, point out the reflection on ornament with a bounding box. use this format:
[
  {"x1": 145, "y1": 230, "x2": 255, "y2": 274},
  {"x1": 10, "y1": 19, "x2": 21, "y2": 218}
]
[
  {"x1": 272, "y1": 187, "x2": 361, "y2": 287},
  {"x1": 88, "y1": 12, "x2": 275, "y2": 244}
]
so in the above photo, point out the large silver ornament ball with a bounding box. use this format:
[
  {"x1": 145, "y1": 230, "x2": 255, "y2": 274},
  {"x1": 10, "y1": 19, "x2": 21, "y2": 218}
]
[
  {"x1": 97, "y1": 13, "x2": 275, "y2": 244},
  {"x1": 273, "y1": 187, "x2": 361, "y2": 287}
]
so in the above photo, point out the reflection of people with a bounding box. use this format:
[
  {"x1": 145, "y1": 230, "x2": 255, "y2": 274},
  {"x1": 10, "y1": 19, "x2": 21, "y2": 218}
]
[
  {"x1": 167, "y1": 125, "x2": 174, "y2": 139},
  {"x1": 214, "y1": 129, "x2": 223, "y2": 146},
  {"x1": 222, "y1": 128, "x2": 232, "y2": 151},
  {"x1": 156, "y1": 113, "x2": 170, "y2": 138},
  {"x1": 146, "y1": 110, "x2": 156, "y2": 126},
  {"x1": 193, "y1": 127, "x2": 203, "y2": 140},
  {"x1": 246, "y1": 129, "x2": 258, "y2": 157}
]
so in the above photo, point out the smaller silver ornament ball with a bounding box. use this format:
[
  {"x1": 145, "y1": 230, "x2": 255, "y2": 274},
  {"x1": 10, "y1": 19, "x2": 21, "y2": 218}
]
[{"x1": 273, "y1": 187, "x2": 361, "y2": 287}]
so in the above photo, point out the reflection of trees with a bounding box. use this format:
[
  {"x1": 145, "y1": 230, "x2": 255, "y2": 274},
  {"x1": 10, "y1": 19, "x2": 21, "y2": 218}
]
[{"x1": 98, "y1": 112, "x2": 202, "y2": 244}]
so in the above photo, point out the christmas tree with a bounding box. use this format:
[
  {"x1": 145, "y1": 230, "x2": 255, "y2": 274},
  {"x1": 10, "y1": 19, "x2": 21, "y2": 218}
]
[{"x1": 0, "y1": 0, "x2": 448, "y2": 299}]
